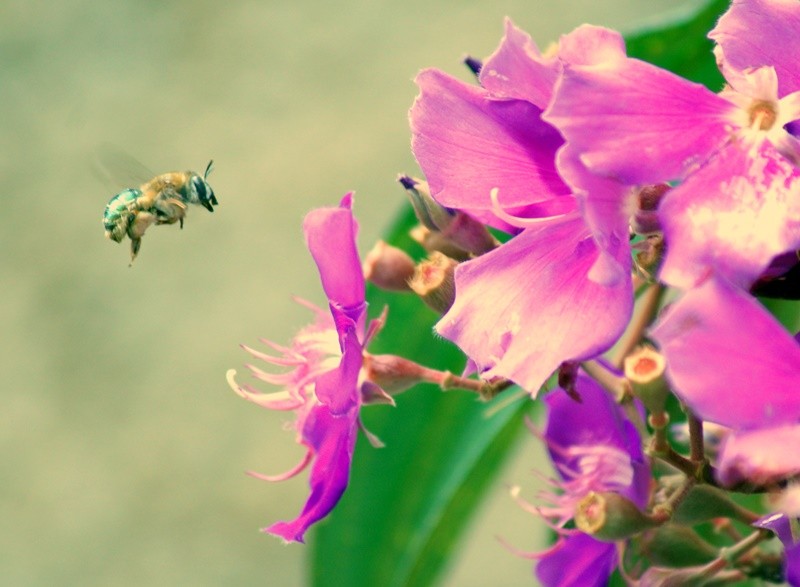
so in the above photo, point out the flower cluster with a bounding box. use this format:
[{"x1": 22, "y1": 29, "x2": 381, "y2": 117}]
[{"x1": 229, "y1": 0, "x2": 800, "y2": 583}]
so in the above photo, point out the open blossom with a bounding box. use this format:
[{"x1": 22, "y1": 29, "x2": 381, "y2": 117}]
[
  {"x1": 410, "y1": 21, "x2": 633, "y2": 395},
  {"x1": 227, "y1": 194, "x2": 379, "y2": 543},
  {"x1": 544, "y1": 0, "x2": 800, "y2": 290},
  {"x1": 514, "y1": 376, "x2": 649, "y2": 586}
]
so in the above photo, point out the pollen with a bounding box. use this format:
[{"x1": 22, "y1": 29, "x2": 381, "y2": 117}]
[{"x1": 748, "y1": 100, "x2": 778, "y2": 131}]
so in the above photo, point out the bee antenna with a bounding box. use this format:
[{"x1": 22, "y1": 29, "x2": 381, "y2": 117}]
[{"x1": 204, "y1": 160, "x2": 215, "y2": 179}]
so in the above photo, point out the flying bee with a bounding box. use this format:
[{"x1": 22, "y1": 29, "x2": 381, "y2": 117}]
[{"x1": 103, "y1": 160, "x2": 218, "y2": 265}]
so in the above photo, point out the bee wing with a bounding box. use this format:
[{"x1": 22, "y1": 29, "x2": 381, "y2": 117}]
[{"x1": 92, "y1": 143, "x2": 155, "y2": 191}]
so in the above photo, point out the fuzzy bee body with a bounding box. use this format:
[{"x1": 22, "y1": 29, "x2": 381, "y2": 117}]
[{"x1": 103, "y1": 161, "x2": 217, "y2": 265}]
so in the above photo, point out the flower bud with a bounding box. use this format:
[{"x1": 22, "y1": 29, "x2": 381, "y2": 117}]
[
  {"x1": 638, "y1": 524, "x2": 718, "y2": 567},
  {"x1": 630, "y1": 183, "x2": 669, "y2": 235},
  {"x1": 398, "y1": 175, "x2": 454, "y2": 233},
  {"x1": 362, "y1": 240, "x2": 416, "y2": 292},
  {"x1": 575, "y1": 491, "x2": 657, "y2": 541},
  {"x1": 463, "y1": 55, "x2": 482, "y2": 77},
  {"x1": 408, "y1": 252, "x2": 458, "y2": 314},
  {"x1": 672, "y1": 484, "x2": 758, "y2": 525},
  {"x1": 624, "y1": 345, "x2": 668, "y2": 413},
  {"x1": 399, "y1": 174, "x2": 497, "y2": 257},
  {"x1": 638, "y1": 565, "x2": 743, "y2": 587},
  {"x1": 633, "y1": 234, "x2": 665, "y2": 277},
  {"x1": 362, "y1": 353, "x2": 438, "y2": 395},
  {"x1": 410, "y1": 225, "x2": 471, "y2": 260}
]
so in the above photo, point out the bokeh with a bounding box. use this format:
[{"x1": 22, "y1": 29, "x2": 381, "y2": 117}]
[{"x1": 1, "y1": 1, "x2": 693, "y2": 585}]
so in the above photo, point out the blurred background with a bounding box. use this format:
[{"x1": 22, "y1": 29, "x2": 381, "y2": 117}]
[{"x1": 2, "y1": 1, "x2": 694, "y2": 585}]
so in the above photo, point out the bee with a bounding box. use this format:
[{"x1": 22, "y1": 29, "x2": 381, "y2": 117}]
[{"x1": 103, "y1": 160, "x2": 218, "y2": 265}]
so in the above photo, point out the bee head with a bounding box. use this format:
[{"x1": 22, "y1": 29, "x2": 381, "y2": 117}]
[{"x1": 189, "y1": 161, "x2": 218, "y2": 212}]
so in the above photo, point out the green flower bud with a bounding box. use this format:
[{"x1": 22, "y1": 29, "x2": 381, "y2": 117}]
[{"x1": 575, "y1": 491, "x2": 658, "y2": 541}]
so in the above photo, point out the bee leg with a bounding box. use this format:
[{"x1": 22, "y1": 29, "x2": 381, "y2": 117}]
[
  {"x1": 180, "y1": 217, "x2": 184, "y2": 229},
  {"x1": 129, "y1": 237, "x2": 142, "y2": 267}
]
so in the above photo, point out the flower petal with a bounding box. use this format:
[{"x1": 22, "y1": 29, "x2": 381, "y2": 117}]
[
  {"x1": 314, "y1": 323, "x2": 362, "y2": 415},
  {"x1": 303, "y1": 193, "x2": 365, "y2": 314},
  {"x1": 546, "y1": 377, "x2": 649, "y2": 509},
  {"x1": 479, "y1": 18, "x2": 558, "y2": 108},
  {"x1": 535, "y1": 532, "x2": 616, "y2": 587},
  {"x1": 650, "y1": 276, "x2": 800, "y2": 429},
  {"x1": 711, "y1": 0, "x2": 800, "y2": 96},
  {"x1": 717, "y1": 424, "x2": 800, "y2": 486},
  {"x1": 659, "y1": 140, "x2": 800, "y2": 289},
  {"x1": 410, "y1": 68, "x2": 570, "y2": 230},
  {"x1": 544, "y1": 54, "x2": 735, "y2": 184},
  {"x1": 436, "y1": 214, "x2": 632, "y2": 394},
  {"x1": 266, "y1": 403, "x2": 358, "y2": 543}
]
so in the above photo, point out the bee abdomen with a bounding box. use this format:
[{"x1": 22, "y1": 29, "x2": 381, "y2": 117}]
[{"x1": 103, "y1": 188, "x2": 143, "y2": 242}]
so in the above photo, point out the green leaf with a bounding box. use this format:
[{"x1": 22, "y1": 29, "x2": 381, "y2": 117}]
[
  {"x1": 626, "y1": 0, "x2": 729, "y2": 88},
  {"x1": 311, "y1": 206, "x2": 532, "y2": 587}
]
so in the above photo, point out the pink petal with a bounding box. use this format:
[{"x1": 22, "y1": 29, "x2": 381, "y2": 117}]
[
  {"x1": 544, "y1": 55, "x2": 735, "y2": 184},
  {"x1": 436, "y1": 214, "x2": 633, "y2": 394},
  {"x1": 717, "y1": 424, "x2": 800, "y2": 486},
  {"x1": 410, "y1": 68, "x2": 570, "y2": 230},
  {"x1": 711, "y1": 0, "x2": 800, "y2": 96},
  {"x1": 659, "y1": 140, "x2": 800, "y2": 289},
  {"x1": 266, "y1": 404, "x2": 358, "y2": 543},
  {"x1": 556, "y1": 144, "x2": 633, "y2": 286},
  {"x1": 479, "y1": 18, "x2": 558, "y2": 108},
  {"x1": 556, "y1": 24, "x2": 626, "y2": 68},
  {"x1": 313, "y1": 324, "x2": 362, "y2": 415},
  {"x1": 650, "y1": 276, "x2": 800, "y2": 429},
  {"x1": 303, "y1": 194, "x2": 365, "y2": 313}
]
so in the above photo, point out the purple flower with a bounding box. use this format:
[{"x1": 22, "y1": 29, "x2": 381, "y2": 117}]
[
  {"x1": 514, "y1": 376, "x2": 649, "y2": 586},
  {"x1": 755, "y1": 512, "x2": 800, "y2": 585},
  {"x1": 410, "y1": 22, "x2": 633, "y2": 394},
  {"x1": 544, "y1": 0, "x2": 800, "y2": 289},
  {"x1": 227, "y1": 193, "x2": 375, "y2": 543}
]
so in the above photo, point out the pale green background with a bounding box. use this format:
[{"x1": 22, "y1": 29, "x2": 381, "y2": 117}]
[{"x1": 2, "y1": 1, "x2": 693, "y2": 585}]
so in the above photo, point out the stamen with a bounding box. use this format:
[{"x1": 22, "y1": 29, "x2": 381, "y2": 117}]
[
  {"x1": 489, "y1": 188, "x2": 569, "y2": 228},
  {"x1": 748, "y1": 100, "x2": 777, "y2": 131},
  {"x1": 245, "y1": 449, "x2": 313, "y2": 482}
]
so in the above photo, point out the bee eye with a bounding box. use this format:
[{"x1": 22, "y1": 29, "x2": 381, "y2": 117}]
[{"x1": 192, "y1": 176, "x2": 207, "y2": 201}]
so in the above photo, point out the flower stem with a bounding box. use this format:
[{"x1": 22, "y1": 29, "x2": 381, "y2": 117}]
[{"x1": 609, "y1": 282, "x2": 666, "y2": 369}]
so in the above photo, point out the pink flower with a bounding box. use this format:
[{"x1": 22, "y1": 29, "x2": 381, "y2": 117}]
[
  {"x1": 544, "y1": 0, "x2": 800, "y2": 289},
  {"x1": 227, "y1": 194, "x2": 378, "y2": 543},
  {"x1": 409, "y1": 21, "x2": 633, "y2": 394}
]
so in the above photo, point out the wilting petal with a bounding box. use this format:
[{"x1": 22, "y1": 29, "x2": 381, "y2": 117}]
[
  {"x1": 711, "y1": 0, "x2": 800, "y2": 96},
  {"x1": 266, "y1": 404, "x2": 358, "y2": 543},
  {"x1": 535, "y1": 532, "x2": 616, "y2": 587},
  {"x1": 480, "y1": 18, "x2": 558, "y2": 108},
  {"x1": 660, "y1": 140, "x2": 800, "y2": 289},
  {"x1": 303, "y1": 193, "x2": 365, "y2": 315},
  {"x1": 544, "y1": 55, "x2": 736, "y2": 184},
  {"x1": 650, "y1": 276, "x2": 800, "y2": 429},
  {"x1": 410, "y1": 68, "x2": 570, "y2": 229},
  {"x1": 717, "y1": 424, "x2": 800, "y2": 486},
  {"x1": 437, "y1": 214, "x2": 632, "y2": 394}
]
